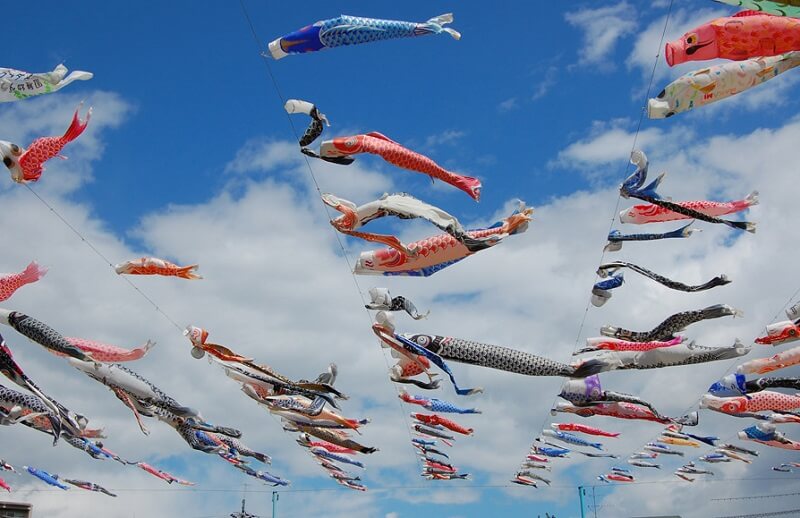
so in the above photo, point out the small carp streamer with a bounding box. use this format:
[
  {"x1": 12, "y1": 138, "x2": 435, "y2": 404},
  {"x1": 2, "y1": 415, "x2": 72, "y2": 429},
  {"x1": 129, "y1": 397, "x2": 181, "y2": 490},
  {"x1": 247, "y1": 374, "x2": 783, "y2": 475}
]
[
  {"x1": 0, "y1": 261, "x2": 47, "y2": 302},
  {"x1": 604, "y1": 223, "x2": 700, "y2": 252},
  {"x1": 738, "y1": 344, "x2": 800, "y2": 375},
  {"x1": 0, "y1": 64, "x2": 92, "y2": 103},
  {"x1": 0, "y1": 105, "x2": 91, "y2": 183},
  {"x1": 316, "y1": 132, "x2": 481, "y2": 201},
  {"x1": 620, "y1": 150, "x2": 757, "y2": 233},
  {"x1": 323, "y1": 192, "x2": 500, "y2": 254},
  {"x1": 575, "y1": 340, "x2": 750, "y2": 373},
  {"x1": 267, "y1": 13, "x2": 460, "y2": 60},
  {"x1": 364, "y1": 288, "x2": 429, "y2": 320},
  {"x1": 115, "y1": 257, "x2": 202, "y2": 279},
  {"x1": 591, "y1": 260, "x2": 730, "y2": 306},
  {"x1": 601, "y1": 304, "x2": 741, "y2": 342}
]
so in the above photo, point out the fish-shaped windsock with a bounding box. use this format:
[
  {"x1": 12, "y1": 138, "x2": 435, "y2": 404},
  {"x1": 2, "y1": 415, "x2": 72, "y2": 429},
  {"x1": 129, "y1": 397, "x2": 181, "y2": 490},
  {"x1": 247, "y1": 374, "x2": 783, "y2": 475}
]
[
  {"x1": 47, "y1": 337, "x2": 155, "y2": 363},
  {"x1": 356, "y1": 204, "x2": 532, "y2": 276},
  {"x1": 738, "y1": 344, "x2": 800, "y2": 375},
  {"x1": 542, "y1": 429, "x2": 603, "y2": 450},
  {"x1": 592, "y1": 261, "x2": 730, "y2": 306},
  {"x1": 701, "y1": 391, "x2": 800, "y2": 414},
  {"x1": 576, "y1": 340, "x2": 750, "y2": 373},
  {"x1": 714, "y1": 0, "x2": 800, "y2": 17},
  {"x1": 64, "y1": 479, "x2": 116, "y2": 497},
  {"x1": 756, "y1": 315, "x2": 800, "y2": 346},
  {"x1": 0, "y1": 105, "x2": 91, "y2": 183},
  {"x1": 620, "y1": 150, "x2": 757, "y2": 233},
  {"x1": 559, "y1": 375, "x2": 666, "y2": 418},
  {"x1": 398, "y1": 389, "x2": 480, "y2": 414},
  {"x1": 0, "y1": 262, "x2": 47, "y2": 302},
  {"x1": 267, "y1": 13, "x2": 460, "y2": 59},
  {"x1": 665, "y1": 11, "x2": 800, "y2": 66},
  {"x1": 552, "y1": 401, "x2": 699, "y2": 426},
  {"x1": 284, "y1": 99, "x2": 330, "y2": 148},
  {"x1": 25, "y1": 466, "x2": 68, "y2": 490},
  {"x1": 323, "y1": 192, "x2": 500, "y2": 254},
  {"x1": 740, "y1": 423, "x2": 800, "y2": 449},
  {"x1": 650, "y1": 52, "x2": 800, "y2": 118},
  {"x1": 576, "y1": 336, "x2": 684, "y2": 355},
  {"x1": 319, "y1": 132, "x2": 480, "y2": 201},
  {"x1": 604, "y1": 224, "x2": 700, "y2": 252},
  {"x1": 0, "y1": 65, "x2": 92, "y2": 102},
  {"x1": 551, "y1": 423, "x2": 619, "y2": 437},
  {"x1": 628, "y1": 460, "x2": 661, "y2": 469},
  {"x1": 115, "y1": 257, "x2": 201, "y2": 280},
  {"x1": 601, "y1": 304, "x2": 741, "y2": 342},
  {"x1": 0, "y1": 310, "x2": 93, "y2": 361},
  {"x1": 365, "y1": 288, "x2": 429, "y2": 320}
]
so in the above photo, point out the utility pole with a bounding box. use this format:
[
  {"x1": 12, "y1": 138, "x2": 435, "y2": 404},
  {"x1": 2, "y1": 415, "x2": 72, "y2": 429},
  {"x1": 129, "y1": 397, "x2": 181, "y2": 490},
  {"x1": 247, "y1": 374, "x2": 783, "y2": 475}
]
[
  {"x1": 272, "y1": 491, "x2": 279, "y2": 518},
  {"x1": 592, "y1": 486, "x2": 597, "y2": 518},
  {"x1": 230, "y1": 498, "x2": 259, "y2": 518},
  {"x1": 578, "y1": 486, "x2": 585, "y2": 518}
]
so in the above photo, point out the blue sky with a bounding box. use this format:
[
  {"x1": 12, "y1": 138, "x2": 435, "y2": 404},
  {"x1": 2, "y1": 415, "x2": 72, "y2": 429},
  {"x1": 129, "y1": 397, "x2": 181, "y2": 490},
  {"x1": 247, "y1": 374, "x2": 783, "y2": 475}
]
[{"x1": 3, "y1": 1, "x2": 800, "y2": 517}]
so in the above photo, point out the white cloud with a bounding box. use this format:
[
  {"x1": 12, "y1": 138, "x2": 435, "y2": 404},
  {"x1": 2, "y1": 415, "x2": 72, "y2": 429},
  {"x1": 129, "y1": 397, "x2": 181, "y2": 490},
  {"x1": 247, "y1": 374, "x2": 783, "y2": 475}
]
[{"x1": 565, "y1": 2, "x2": 637, "y2": 69}]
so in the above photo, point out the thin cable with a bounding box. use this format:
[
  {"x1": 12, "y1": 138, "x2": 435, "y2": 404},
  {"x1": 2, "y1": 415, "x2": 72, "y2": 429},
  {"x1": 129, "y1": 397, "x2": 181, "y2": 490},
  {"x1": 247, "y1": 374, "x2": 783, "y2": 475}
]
[
  {"x1": 237, "y1": 0, "x2": 424, "y2": 475},
  {"x1": 522, "y1": 0, "x2": 677, "y2": 477},
  {"x1": 23, "y1": 184, "x2": 184, "y2": 333},
  {"x1": 712, "y1": 492, "x2": 800, "y2": 502},
  {"x1": 715, "y1": 509, "x2": 800, "y2": 518}
]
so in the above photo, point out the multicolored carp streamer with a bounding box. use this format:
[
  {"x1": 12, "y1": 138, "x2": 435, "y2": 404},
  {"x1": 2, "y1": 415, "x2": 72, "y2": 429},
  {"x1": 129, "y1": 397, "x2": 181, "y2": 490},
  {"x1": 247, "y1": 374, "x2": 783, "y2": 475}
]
[
  {"x1": 284, "y1": 99, "x2": 330, "y2": 148},
  {"x1": 0, "y1": 105, "x2": 91, "y2": 183},
  {"x1": 323, "y1": 192, "x2": 500, "y2": 254},
  {"x1": 25, "y1": 466, "x2": 68, "y2": 490},
  {"x1": 665, "y1": 11, "x2": 800, "y2": 66},
  {"x1": 115, "y1": 257, "x2": 201, "y2": 279},
  {"x1": 318, "y1": 132, "x2": 480, "y2": 201},
  {"x1": 398, "y1": 389, "x2": 480, "y2": 414},
  {"x1": 650, "y1": 52, "x2": 800, "y2": 118},
  {"x1": 715, "y1": 0, "x2": 800, "y2": 16},
  {"x1": 0, "y1": 262, "x2": 47, "y2": 302},
  {"x1": 267, "y1": 13, "x2": 460, "y2": 60},
  {"x1": 575, "y1": 340, "x2": 750, "y2": 373},
  {"x1": 604, "y1": 223, "x2": 700, "y2": 252},
  {"x1": 355, "y1": 203, "x2": 532, "y2": 276},
  {"x1": 0, "y1": 65, "x2": 91, "y2": 102},
  {"x1": 756, "y1": 315, "x2": 800, "y2": 346},
  {"x1": 702, "y1": 390, "x2": 800, "y2": 414},
  {"x1": 739, "y1": 422, "x2": 800, "y2": 449},
  {"x1": 0, "y1": 309, "x2": 92, "y2": 361},
  {"x1": 738, "y1": 344, "x2": 800, "y2": 374},
  {"x1": 575, "y1": 336, "x2": 684, "y2": 355},
  {"x1": 559, "y1": 375, "x2": 666, "y2": 418},
  {"x1": 708, "y1": 373, "x2": 800, "y2": 397},
  {"x1": 620, "y1": 151, "x2": 757, "y2": 232},
  {"x1": 553, "y1": 401, "x2": 699, "y2": 426},
  {"x1": 601, "y1": 304, "x2": 741, "y2": 342},
  {"x1": 365, "y1": 288, "x2": 428, "y2": 320},
  {"x1": 598, "y1": 472, "x2": 634, "y2": 483},
  {"x1": 64, "y1": 479, "x2": 116, "y2": 497}
]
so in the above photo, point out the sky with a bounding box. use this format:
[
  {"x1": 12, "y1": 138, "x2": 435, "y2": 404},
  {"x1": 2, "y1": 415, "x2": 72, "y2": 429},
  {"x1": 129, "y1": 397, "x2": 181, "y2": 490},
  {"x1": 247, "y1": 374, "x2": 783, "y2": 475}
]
[{"x1": 2, "y1": 1, "x2": 800, "y2": 517}]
